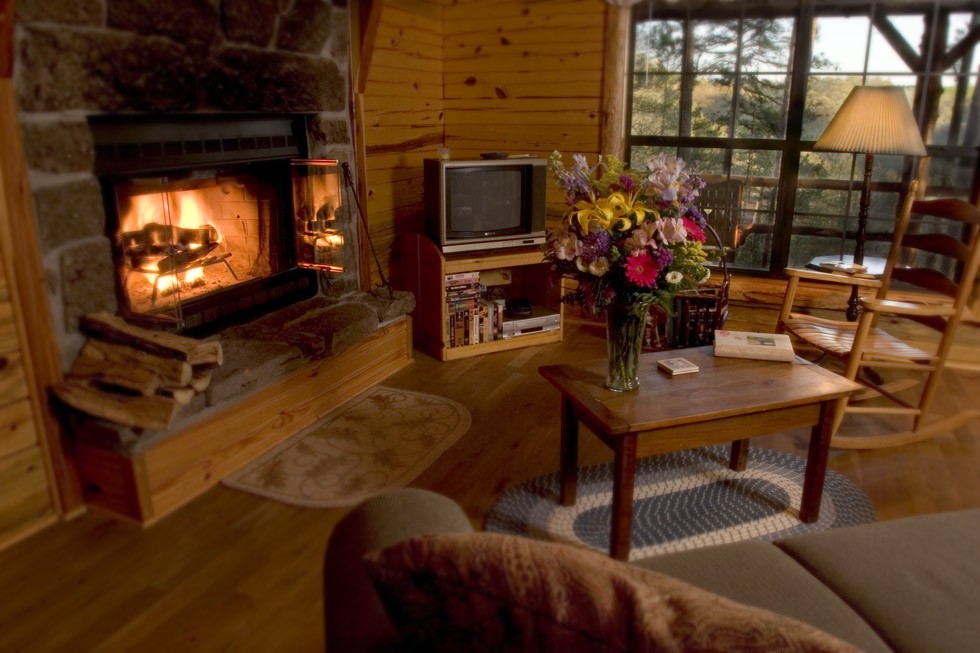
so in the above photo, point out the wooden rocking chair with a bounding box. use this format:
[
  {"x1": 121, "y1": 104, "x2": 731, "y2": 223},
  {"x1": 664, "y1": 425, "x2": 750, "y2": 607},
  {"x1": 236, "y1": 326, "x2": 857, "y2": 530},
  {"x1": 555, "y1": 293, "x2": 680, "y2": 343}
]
[{"x1": 776, "y1": 182, "x2": 980, "y2": 449}]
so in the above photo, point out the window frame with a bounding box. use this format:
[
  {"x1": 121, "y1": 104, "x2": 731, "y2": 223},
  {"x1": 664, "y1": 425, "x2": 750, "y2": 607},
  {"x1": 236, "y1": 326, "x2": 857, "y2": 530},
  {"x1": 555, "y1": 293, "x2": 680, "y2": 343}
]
[{"x1": 625, "y1": 0, "x2": 980, "y2": 276}]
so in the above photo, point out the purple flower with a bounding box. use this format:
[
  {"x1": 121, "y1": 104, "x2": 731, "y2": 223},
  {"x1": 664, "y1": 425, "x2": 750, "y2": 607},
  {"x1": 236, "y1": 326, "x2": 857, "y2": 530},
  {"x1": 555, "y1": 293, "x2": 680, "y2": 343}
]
[
  {"x1": 655, "y1": 247, "x2": 673, "y2": 269},
  {"x1": 685, "y1": 205, "x2": 708, "y2": 229},
  {"x1": 577, "y1": 230, "x2": 612, "y2": 263},
  {"x1": 619, "y1": 174, "x2": 637, "y2": 194}
]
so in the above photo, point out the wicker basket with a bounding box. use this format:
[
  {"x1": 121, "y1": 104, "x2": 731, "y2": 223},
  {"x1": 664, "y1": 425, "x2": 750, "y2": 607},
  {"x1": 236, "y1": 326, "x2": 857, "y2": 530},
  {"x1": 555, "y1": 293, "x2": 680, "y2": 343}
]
[{"x1": 645, "y1": 224, "x2": 730, "y2": 350}]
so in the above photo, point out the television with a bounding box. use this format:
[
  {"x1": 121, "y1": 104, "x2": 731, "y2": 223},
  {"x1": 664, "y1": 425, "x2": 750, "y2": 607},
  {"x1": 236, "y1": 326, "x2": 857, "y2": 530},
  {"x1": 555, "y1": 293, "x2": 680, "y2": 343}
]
[{"x1": 424, "y1": 158, "x2": 547, "y2": 254}]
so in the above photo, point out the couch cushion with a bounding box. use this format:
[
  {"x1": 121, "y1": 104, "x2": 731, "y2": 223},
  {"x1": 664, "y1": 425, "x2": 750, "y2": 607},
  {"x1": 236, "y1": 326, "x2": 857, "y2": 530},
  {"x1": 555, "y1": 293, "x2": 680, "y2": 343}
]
[
  {"x1": 776, "y1": 508, "x2": 980, "y2": 653},
  {"x1": 635, "y1": 541, "x2": 892, "y2": 652},
  {"x1": 365, "y1": 531, "x2": 859, "y2": 652}
]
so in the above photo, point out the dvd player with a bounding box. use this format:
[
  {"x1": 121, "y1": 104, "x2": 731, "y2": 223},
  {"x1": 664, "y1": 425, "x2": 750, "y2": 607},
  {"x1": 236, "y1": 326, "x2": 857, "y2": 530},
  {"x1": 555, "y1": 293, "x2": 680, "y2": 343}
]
[{"x1": 501, "y1": 307, "x2": 560, "y2": 339}]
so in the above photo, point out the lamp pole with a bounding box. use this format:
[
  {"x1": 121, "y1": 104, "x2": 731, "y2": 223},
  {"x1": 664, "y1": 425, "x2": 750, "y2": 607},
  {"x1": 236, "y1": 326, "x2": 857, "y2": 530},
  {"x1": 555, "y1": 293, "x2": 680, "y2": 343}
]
[{"x1": 853, "y1": 152, "x2": 874, "y2": 267}]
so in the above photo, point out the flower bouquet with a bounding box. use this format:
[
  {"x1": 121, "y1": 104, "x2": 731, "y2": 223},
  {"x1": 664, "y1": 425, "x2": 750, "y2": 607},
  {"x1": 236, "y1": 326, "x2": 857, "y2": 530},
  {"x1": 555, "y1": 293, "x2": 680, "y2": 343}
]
[{"x1": 545, "y1": 151, "x2": 713, "y2": 391}]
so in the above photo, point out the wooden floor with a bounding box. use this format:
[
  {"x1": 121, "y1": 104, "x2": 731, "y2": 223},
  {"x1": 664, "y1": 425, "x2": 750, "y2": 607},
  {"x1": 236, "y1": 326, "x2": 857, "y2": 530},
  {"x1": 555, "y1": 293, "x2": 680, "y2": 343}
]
[{"x1": 1, "y1": 314, "x2": 978, "y2": 652}]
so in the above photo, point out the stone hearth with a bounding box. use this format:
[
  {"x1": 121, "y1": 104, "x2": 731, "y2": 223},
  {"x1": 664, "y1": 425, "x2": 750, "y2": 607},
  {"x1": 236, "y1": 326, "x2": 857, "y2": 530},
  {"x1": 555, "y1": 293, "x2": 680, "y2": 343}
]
[{"x1": 70, "y1": 290, "x2": 416, "y2": 455}]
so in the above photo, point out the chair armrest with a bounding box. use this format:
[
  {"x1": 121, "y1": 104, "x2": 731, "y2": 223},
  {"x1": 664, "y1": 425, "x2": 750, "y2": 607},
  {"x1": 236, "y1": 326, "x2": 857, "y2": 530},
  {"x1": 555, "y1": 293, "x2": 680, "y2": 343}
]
[
  {"x1": 784, "y1": 267, "x2": 882, "y2": 289},
  {"x1": 860, "y1": 297, "x2": 957, "y2": 317},
  {"x1": 324, "y1": 489, "x2": 474, "y2": 653}
]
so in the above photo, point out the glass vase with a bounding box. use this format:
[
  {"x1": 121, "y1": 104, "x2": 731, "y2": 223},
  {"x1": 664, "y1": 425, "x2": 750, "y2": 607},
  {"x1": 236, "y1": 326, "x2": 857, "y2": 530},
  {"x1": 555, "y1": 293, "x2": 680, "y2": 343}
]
[{"x1": 605, "y1": 300, "x2": 652, "y2": 392}]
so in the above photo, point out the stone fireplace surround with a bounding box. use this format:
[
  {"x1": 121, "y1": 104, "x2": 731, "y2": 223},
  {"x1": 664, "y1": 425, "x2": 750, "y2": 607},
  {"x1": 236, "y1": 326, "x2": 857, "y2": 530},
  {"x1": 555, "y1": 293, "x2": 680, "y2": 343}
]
[
  {"x1": 15, "y1": 0, "x2": 358, "y2": 366},
  {"x1": 13, "y1": 0, "x2": 416, "y2": 522}
]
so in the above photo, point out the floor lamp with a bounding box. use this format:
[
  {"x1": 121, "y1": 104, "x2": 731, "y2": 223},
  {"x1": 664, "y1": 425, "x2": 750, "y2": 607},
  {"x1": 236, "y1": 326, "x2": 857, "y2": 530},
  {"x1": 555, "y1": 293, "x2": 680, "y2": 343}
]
[
  {"x1": 814, "y1": 85, "x2": 927, "y2": 269},
  {"x1": 813, "y1": 85, "x2": 926, "y2": 319}
]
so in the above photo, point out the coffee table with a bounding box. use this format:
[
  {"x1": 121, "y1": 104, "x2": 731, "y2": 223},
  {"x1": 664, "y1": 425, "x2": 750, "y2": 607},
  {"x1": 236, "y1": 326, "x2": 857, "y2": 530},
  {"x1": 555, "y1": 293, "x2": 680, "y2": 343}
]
[{"x1": 538, "y1": 346, "x2": 863, "y2": 560}]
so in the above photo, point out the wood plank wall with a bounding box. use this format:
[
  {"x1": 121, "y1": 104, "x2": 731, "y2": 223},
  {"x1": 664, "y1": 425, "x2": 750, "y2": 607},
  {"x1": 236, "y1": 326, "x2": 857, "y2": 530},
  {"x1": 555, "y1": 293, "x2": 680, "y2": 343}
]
[
  {"x1": 359, "y1": 0, "x2": 608, "y2": 287},
  {"x1": 360, "y1": 0, "x2": 445, "y2": 288}
]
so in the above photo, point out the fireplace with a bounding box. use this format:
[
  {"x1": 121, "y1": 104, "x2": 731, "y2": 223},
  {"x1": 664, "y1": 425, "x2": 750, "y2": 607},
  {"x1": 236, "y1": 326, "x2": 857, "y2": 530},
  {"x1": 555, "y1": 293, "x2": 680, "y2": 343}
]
[{"x1": 91, "y1": 114, "x2": 348, "y2": 333}]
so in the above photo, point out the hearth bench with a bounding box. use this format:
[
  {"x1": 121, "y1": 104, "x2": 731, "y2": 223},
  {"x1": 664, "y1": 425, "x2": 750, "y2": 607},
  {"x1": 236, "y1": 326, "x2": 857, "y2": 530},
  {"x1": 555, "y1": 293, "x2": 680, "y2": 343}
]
[{"x1": 325, "y1": 488, "x2": 980, "y2": 652}]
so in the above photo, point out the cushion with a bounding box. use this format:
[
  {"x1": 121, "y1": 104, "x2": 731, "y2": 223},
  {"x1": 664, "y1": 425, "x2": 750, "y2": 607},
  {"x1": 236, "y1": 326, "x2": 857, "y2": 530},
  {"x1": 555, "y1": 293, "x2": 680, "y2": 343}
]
[
  {"x1": 776, "y1": 508, "x2": 980, "y2": 653},
  {"x1": 364, "y1": 532, "x2": 859, "y2": 652},
  {"x1": 635, "y1": 541, "x2": 892, "y2": 653}
]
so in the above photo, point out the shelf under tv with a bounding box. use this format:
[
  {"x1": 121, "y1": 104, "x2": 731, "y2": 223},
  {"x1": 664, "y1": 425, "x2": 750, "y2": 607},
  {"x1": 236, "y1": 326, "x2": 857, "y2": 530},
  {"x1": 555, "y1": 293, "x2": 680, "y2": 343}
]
[{"x1": 398, "y1": 233, "x2": 563, "y2": 361}]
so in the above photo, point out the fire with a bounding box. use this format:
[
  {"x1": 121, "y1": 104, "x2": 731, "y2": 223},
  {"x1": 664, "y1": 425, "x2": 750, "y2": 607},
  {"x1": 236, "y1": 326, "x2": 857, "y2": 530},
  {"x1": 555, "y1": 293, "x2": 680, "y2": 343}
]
[
  {"x1": 122, "y1": 187, "x2": 223, "y2": 298},
  {"x1": 154, "y1": 267, "x2": 205, "y2": 296}
]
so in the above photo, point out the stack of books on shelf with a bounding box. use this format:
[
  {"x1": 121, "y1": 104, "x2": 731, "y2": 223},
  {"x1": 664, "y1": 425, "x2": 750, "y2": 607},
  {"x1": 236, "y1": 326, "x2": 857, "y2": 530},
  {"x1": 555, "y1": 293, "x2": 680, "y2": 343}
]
[{"x1": 444, "y1": 272, "x2": 503, "y2": 347}]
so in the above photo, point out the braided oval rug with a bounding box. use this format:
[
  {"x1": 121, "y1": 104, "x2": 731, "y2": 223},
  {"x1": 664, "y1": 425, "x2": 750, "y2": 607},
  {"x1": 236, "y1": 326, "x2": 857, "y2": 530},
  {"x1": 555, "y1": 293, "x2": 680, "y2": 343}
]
[{"x1": 485, "y1": 444, "x2": 876, "y2": 561}]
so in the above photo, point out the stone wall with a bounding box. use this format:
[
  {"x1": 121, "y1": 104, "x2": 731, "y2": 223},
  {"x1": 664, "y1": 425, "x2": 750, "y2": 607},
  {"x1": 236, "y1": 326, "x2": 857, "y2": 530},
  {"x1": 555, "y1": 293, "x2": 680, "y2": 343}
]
[{"x1": 13, "y1": 0, "x2": 356, "y2": 369}]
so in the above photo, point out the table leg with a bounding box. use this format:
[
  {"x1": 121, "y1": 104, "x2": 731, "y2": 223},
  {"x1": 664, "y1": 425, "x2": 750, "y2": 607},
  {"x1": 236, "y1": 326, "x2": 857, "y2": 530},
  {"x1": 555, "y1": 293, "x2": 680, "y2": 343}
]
[
  {"x1": 609, "y1": 434, "x2": 638, "y2": 561},
  {"x1": 846, "y1": 285, "x2": 860, "y2": 322},
  {"x1": 729, "y1": 439, "x2": 749, "y2": 471},
  {"x1": 559, "y1": 398, "x2": 579, "y2": 506},
  {"x1": 800, "y1": 400, "x2": 834, "y2": 522}
]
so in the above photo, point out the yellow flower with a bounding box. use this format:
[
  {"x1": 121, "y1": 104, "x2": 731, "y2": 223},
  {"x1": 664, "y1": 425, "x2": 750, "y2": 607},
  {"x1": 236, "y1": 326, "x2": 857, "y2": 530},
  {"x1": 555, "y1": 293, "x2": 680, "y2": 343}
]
[
  {"x1": 627, "y1": 196, "x2": 656, "y2": 226},
  {"x1": 566, "y1": 191, "x2": 657, "y2": 233}
]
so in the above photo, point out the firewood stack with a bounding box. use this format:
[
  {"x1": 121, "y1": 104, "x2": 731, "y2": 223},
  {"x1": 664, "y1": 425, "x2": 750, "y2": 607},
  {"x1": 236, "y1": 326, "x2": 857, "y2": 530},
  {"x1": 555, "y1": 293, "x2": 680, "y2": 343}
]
[{"x1": 52, "y1": 312, "x2": 223, "y2": 431}]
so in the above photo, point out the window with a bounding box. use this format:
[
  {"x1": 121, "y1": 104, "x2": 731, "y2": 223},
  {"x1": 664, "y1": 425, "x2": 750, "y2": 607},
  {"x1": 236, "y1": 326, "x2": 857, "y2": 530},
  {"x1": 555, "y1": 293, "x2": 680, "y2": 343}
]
[{"x1": 627, "y1": 1, "x2": 980, "y2": 275}]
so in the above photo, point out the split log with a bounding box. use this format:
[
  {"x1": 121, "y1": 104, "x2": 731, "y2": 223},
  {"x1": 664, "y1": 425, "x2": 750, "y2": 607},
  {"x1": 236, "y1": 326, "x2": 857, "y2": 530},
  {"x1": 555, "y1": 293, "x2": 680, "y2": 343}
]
[
  {"x1": 71, "y1": 339, "x2": 193, "y2": 390},
  {"x1": 52, "y1": 379, "x2": 179, "y2": 431},
  {"x1": 188, "y1": 370, "x2": 212, "y2": 393},
  {"x1": 157, "y1": 386, "x2": 196, "y2": 405},
  {"x1": 80, "y1": 312, "x2": 223, "y2": 367},
  {"x1": 68, "y1": 351, "x2": 161, "y2": 397},
  {"x1": 188, "y1": 341, "x2": 223, "y2": 368}
]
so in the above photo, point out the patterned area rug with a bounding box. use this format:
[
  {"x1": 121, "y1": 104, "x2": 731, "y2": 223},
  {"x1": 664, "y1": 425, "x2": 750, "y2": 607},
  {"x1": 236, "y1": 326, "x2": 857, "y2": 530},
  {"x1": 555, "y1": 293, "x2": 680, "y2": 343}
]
[
  {"x1": 485, "y1": 445, "x2": 876, "y2": 561},
  {"x1": 223, "y1": 386, "x2": 470, "y2": 508}
]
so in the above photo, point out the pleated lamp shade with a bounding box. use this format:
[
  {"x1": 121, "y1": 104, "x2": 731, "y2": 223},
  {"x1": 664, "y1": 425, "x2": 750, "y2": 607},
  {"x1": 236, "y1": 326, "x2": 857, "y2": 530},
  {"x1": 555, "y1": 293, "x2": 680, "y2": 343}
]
[{"x1": 814, "y1": 86, "x2": 927, "y2": 156}]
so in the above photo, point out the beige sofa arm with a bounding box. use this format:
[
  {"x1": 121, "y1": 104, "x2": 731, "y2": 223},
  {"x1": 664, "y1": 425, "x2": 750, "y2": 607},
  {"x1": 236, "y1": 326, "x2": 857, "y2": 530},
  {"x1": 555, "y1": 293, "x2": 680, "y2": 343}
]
[{"x1": 324, "y1": 489, "x2": 473, "y2": 653}]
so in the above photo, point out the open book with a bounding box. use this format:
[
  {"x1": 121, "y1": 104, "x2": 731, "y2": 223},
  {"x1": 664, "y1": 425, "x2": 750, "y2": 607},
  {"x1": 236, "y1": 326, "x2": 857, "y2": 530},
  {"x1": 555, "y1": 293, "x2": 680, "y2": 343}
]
[{"x1": 713, "y1": 330, "x2": 796, "y2": 362}]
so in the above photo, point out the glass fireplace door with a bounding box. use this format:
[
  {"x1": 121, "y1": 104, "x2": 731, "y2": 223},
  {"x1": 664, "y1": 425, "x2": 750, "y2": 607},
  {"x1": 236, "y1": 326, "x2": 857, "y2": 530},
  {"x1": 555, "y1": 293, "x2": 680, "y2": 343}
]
[{"x1": 111, "y1": 165, "x2": 291, "y2": 325}]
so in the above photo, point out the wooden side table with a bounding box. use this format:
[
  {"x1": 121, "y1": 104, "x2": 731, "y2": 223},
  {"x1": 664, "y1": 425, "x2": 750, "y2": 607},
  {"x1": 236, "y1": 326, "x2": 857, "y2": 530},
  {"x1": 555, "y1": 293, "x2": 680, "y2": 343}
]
[
  {"x1": 805, "y1": 255, "x2": 886, "y2": 321},
  {"x1": 539, "y1": 347, "x2": 863, "y2": 560}
]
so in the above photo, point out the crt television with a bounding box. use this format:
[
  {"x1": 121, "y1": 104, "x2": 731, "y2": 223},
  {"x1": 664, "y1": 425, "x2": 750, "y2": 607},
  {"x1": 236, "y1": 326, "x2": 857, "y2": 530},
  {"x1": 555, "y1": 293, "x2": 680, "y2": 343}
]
[{"x1": 424, "y1": 158, "x2": 547, "y2": 254}]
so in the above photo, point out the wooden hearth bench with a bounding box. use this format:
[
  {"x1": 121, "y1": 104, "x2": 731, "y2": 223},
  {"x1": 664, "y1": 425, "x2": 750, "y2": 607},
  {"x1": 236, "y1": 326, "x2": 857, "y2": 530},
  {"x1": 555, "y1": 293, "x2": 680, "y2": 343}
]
[{"x1": 63, "y1": 294, "x2": 414, "y2": 526}]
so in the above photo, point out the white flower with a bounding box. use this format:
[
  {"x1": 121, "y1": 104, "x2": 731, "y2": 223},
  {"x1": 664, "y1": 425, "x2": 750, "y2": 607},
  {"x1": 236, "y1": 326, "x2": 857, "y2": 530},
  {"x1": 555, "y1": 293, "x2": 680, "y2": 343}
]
[
  {"x1": 666, "y1": 270, "x2": 683, "y2": 284},
  {"x1": 659, "y1": 217, "x2": 688, "y2": 244},
  {"x1": 588, "y1": 257, "x2": 610, "y2": 276},
  {"x1": 549, "y1": 222, "x2": 578, "y2": 261},
  {"x1": 646, "y1": 153, "x2": 686, "y2": 202}
]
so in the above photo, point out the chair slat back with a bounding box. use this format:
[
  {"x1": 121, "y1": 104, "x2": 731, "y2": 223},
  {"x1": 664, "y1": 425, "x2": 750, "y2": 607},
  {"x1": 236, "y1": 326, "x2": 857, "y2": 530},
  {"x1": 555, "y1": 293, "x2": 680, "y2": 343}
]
[
  {"x1": 880, "y1": 187, "x2": 980, "y2": 336},
  {"x1": 891, "y1": 267, "x2": 961, "y2": 299}
]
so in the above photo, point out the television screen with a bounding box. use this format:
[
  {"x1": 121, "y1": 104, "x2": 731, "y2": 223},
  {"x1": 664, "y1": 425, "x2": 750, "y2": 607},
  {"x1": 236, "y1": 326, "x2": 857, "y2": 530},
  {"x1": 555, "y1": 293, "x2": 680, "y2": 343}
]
[{"x1": 446, "y1": 167, "x2": 524, "y2": 235}]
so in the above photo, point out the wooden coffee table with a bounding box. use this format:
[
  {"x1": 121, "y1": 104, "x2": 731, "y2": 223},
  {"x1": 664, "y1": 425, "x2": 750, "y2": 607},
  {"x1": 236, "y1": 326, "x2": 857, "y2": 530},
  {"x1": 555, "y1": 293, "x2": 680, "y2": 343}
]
[{"x1": 538, "y1": 346, "x2": 863, "y2": 560}]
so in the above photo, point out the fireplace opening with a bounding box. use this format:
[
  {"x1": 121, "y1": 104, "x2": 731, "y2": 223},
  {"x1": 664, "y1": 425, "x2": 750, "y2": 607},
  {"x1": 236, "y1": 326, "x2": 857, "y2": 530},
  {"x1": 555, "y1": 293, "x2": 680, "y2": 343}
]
[{"x1": 92, "y1": 115, "x2": 327, "y2": 333}]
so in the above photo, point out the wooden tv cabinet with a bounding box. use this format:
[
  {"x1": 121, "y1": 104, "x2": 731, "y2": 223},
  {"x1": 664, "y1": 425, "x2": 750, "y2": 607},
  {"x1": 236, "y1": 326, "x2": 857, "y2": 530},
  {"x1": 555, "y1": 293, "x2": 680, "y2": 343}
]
[{"x1": 399, "y1": 234, "x2": 562, "y2": 361}]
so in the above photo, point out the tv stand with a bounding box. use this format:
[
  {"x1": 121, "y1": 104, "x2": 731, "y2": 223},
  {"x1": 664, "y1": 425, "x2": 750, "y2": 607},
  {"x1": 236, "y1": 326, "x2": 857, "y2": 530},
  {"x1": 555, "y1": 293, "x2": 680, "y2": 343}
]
[{"x1": 398, "y1": 234, "x2": 562, "y2": 361}]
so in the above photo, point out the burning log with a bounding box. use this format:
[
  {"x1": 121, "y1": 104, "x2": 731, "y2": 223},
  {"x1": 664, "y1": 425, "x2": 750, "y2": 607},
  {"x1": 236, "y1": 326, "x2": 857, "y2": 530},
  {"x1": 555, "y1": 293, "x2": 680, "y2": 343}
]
[{"x1": 54, "y1": 313, "x2": 223, "y2": 430}]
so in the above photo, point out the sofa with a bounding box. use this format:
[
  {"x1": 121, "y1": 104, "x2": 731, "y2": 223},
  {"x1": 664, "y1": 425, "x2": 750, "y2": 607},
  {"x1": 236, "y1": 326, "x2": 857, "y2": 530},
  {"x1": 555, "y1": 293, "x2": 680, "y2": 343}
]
[{"x1": 324, "y1": 488, "x2": 980, "y2": 652}]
